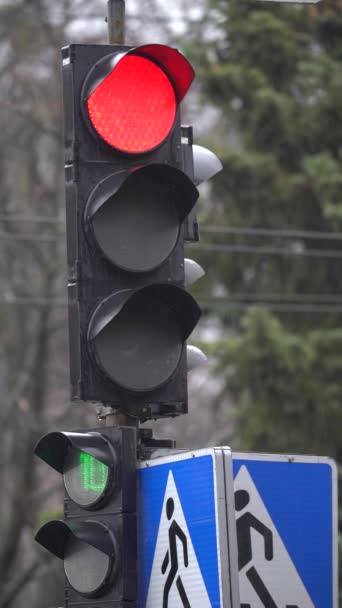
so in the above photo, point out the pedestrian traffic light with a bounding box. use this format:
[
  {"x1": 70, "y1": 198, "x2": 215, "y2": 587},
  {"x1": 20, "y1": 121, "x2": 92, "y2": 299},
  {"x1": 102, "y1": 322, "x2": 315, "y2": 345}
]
[
  {"x1": 62, "y1": 43, "x2": 203, "y2": 420},
  {"x1": 34, "y1": 426, "x2": 137, "y2": 606}
]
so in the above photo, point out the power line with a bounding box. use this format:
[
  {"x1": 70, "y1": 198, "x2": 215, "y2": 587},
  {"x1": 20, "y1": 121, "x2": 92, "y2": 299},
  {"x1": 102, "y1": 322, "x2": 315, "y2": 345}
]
[
  {"x1": 1, "y1": 294, "x2": 342, "y2": 314},
  {"x1": 1, "y1": 232, "x2": 342, "y2": 259},
  {"x1": 198, "y1": 299, "x2": 342, "y2": 314},
  {"x1": 188, "y1": 243, "x2": 342, "y2": 259},
  {"x1": 2, "y1": 292, "x2": 341, "y2": 303},
  {"x1": 0, "y1": 217, "x2": 341, "y2": 243},
  {"x1": 0, "y1": 214, "x2": 64, "y2": 224},
  {"x1": 0, "y1": 296, "x2": 66, "y2": 306},
  {"x1": 201, "y1": 225, "x2": 342, "y2": 241},
  {"x1": 0, "y1": 231, "x2": 62, "y2": 242},
  {"x1": 2, "y1": 232, "x2": 342, "y2": 259},
  {"x1": 1, "y1": 226, "x2": 342, "y2": 259},
  {"x1": 57, "y1": 10, "x2": 203, "y2": 25},
  {"x1": 1, "y1": 217, "x2": 341, "y2": 244},
  {"x1": 209, "y1": 293, "x2": 342, "y2": 303}
]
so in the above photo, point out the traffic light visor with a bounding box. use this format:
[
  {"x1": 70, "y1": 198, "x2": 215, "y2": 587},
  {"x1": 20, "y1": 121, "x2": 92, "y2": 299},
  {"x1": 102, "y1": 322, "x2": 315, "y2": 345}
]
[
  {"x1": 88, "y1": 284, "x2": 201, "y2": 392},
  {"x1": 85, "y1": 164, "x2": 199, "y2": 273},
  {"x1": 84, "y1": 44, "x2": 195, "y2": 153},
  {"x1": 35, "y1": 431, "x2": 116, "y2": 470},
  {"x1": 36, "y1": 520, "x2": 116, "y2": 596}
]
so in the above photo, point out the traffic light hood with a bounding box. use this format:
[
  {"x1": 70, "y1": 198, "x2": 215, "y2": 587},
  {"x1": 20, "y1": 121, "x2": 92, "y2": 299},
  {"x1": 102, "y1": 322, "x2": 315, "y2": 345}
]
[
  {"x1": 87, "y1": 285, "x2": 201, "y2": 393},
  {"x1": 83, "y1": 44, "x2": 195, "y2": 153},
  {"x1": 35, "y1": 519, "x2": 116, "y2": 560},
  {"x1": 34, "y1": 431, "x2": 116, "y2": 474},
  {"x1": 85, "y1": 165, "x2": 199, "y2": 273},
  {"x1": 126, "y1": 44, "x2": 195, "y2": 102},
  {"x1": 88, "y1": 284, "x2": 201, "y2": 343},
  {"x1": 85, "y1": 164, "x2": 199, "y2": 223},
  {"x1": 85, "y1": 44, "x2": 195, "y2": 103}
]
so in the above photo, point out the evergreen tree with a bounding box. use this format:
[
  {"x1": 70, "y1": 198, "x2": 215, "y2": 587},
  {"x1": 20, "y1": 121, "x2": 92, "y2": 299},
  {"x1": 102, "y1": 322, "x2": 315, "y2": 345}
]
[
  {"x1": 185, "y1": 1, "x2": 342, "y2": 600},
  {"x1": 188, "y1": 0, "x2": 342, "y2": 331}
]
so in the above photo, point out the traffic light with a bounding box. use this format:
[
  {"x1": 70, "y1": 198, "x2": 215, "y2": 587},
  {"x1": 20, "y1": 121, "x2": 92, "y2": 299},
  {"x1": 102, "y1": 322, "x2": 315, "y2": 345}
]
[
  {"x1": 62, "y1": 43, "x2": 202, "y2": 420},
  {"x1": 35, "y1": 426, "x2": 137, "y2": 606}
]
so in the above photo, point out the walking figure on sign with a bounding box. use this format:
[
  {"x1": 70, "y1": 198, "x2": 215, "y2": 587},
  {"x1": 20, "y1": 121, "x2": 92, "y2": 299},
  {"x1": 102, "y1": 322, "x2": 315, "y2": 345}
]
[
  {"x1": 235, "y1": 489, "x2": 298, "y2": 608},
  {"x1": 161, "y1": 497, "x2": 191, "y2": 608}
]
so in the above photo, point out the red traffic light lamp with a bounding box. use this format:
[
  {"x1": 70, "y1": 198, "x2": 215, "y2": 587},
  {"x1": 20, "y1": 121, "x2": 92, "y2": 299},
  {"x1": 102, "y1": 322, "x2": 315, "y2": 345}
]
[{"x1": 84, "y1": 44, "x2": 194, "y2": 153}]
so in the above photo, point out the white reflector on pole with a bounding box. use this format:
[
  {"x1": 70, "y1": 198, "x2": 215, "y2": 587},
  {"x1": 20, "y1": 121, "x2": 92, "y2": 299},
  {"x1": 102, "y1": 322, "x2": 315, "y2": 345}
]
[
  {"x1": 193, "y1": 145, "x2": 223, "y2": 186},
  {"x1": 187, "y1": 345, "x2": 207, "y2": 372},
  {"x1": 184, "y1": 259, "x2": 205, "y2": 286}
]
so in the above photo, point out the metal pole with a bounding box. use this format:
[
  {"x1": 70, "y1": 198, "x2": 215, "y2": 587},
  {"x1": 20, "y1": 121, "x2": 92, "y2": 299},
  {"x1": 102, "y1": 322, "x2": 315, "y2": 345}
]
[
  {"x1": 95, "y1": 1, "x2": 133, "y2": 428},
  {"x1": 107, "y1": 0, "x2": 125, "y2": 45},
  {"x1": 105, "y1": 411, "x2": 139, "y2": 427},
  {"x1": 95, "y1": 402, "x2": 139, "y2": 427}
]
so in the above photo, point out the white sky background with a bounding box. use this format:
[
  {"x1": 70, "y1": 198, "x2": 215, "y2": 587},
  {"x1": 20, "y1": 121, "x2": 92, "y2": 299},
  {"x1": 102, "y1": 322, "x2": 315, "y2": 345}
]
[
  {"x1": 64, "y1": 0, "x2": 221, "y2": 135},
  {"x1": 65, "y1": 0, "x2": 207, "y2": 41}
]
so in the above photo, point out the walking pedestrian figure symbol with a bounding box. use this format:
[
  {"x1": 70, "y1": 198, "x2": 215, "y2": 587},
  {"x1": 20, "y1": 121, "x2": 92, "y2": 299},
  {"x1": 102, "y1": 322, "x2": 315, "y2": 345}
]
[
  {"x1": 234, "y1": 465, "x2": 315, "y2": 608},
  {"x1": 236, "y1": 489, "x2": 299, "y2": 608},
  {"x1": 144, "y1": 469, "x2": 212, "y2": 608},
  {"x1": 236, "y1": 488, "x2": 279, "y2": 607},
  {"x1": 161, "y1": 497, "x2": 190, "y2": 608}
]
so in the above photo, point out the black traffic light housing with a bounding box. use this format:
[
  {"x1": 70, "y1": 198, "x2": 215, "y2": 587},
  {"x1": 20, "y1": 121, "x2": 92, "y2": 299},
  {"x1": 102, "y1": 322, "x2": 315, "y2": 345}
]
[
  {"x1": 34, "y1": 37, "x2": 223, "y2": 608},
  {"x1": 35, "y1": 426, "x2": 137, "y2": 606},
  {"x1": 62, "y1": 44, "x2": 201, "y2": 420}
]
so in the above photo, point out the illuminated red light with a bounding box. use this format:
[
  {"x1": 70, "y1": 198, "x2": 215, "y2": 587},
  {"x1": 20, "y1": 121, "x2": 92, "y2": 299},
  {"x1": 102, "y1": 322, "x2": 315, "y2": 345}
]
[{"x1": 87, "y1": 55, "x2": 177, "y2": 154}]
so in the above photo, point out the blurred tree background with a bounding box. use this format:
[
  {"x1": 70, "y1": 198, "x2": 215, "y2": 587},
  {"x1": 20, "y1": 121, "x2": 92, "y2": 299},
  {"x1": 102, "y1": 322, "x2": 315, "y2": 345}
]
[
  {"x1": 0, "y1": 0, "x2": 340, "y2": 606},
  {"x1": 184, "y1": 0, "x2": 342, "y2": 601},
  {"x1": 186, "y1": 0, "x2": 342, "y2": 600}
]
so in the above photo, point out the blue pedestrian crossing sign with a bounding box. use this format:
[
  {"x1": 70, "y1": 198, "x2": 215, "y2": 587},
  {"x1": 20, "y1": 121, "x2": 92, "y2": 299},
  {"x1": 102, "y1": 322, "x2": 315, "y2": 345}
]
[
  {"x1": 233, "y1": 453, "x2": 338, "y2": 608},
  {"x1": 137, "y1": 448, "x2": 240, "y2": 608}
]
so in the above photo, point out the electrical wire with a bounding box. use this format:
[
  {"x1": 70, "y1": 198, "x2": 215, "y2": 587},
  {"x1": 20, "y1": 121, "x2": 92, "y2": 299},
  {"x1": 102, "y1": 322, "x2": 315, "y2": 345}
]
[
  {"x1": 0, "y1": 296, "x2": 66, "y2": 306},
  {"x1": 187, "y1": 243, "x2": 342, "y2": 259},
  {"x1": 198, "y1": 299, "x2": 342, "y2": 313},
  {"x1": 0, "y1": 214, "x2": 64, "y2": 224},
  {"x1": 205, "y1": 293, "x2": 342, "y2": 303},
  {"x1": 2, "y1": 232, "x2": 342, "y2": 259},
  {"x1": 1, "y1": 295, "x2": 342, "y2": 314},
  {"x1": 0, "y1": 231, "x2": 62, "y2": 242},
  {"x1": 201, "y1": 225, "x2": 342, "y2": 241},
  {"x1": 0, "y1": 217, "x2": 341, "y2": 243}
]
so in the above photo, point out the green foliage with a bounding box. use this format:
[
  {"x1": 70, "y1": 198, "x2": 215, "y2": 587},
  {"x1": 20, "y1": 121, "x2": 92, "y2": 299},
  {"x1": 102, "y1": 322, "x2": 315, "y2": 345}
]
[
  {"x1": 215, "y1": 308, "x2": 342, "y2": 456},
  {"x1": 186, "y1": 0, "x2": 342, "y2": 599},
  {"x1": 183, "y1": 0, "x2": 342, "y2": 333},
  {"x1": 187, "y1": 0, "x2": 342, "y2": 331},
  {"x1": 190, "y1": 0, "x2": 342, "y2": 447},
  {"x1": 213, "y1": 308, "x2": 342, "y2": 603}
]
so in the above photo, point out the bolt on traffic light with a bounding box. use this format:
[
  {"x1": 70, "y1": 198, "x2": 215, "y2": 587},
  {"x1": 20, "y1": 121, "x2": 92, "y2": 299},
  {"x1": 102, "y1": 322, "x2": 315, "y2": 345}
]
[
  {"x1": 62, "y1": 42, "x2": 221, "y2": 420},
  {"x1": 35, "y1": 427, "x2": 137, "y2": 606}
]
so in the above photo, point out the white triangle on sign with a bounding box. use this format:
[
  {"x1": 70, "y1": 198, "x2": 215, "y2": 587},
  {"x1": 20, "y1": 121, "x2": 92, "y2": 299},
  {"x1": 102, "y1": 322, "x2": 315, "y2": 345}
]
[
  {"x1": 235, "y1": 465, "x2": 314, "y2": 608},
  {"x1": 146, "y1": 470, "x2": 212, "y2": 607}
]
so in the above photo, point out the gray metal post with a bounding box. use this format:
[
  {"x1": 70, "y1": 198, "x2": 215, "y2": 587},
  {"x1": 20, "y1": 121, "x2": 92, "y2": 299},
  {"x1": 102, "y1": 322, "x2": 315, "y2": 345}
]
[
  {"x1": 107, "y1": 0, "x2": 125, "y2": 45},
  {"x1": 95, "y1": 403, "x2": 139, "y2": 428},
  {"x1": 95, "y1": 0, "x2": 136, "y2": 428}
]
